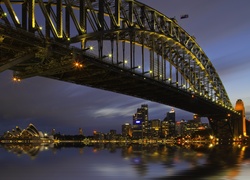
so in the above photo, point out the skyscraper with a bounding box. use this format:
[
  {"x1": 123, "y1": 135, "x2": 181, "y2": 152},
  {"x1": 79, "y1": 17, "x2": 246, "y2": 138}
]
[
  {"x1": 132, "y1": 104, "x2": 149, "y2": 139},
  {"x1": 163, "y1": 108, "x2": 176, "y2": 137}
]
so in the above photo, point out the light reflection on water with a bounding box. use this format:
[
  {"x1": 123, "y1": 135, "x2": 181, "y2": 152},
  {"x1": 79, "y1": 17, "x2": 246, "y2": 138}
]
[{"x1": 0, "y1": 143, "x2": 250, "y2": 180}]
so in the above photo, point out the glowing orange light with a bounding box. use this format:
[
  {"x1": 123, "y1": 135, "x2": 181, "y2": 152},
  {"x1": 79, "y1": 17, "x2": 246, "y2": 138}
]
[
  {"x1": 13, "y1": 77, "x2": 21, "y2": 82},
  {"x1": 74, "y1": 62, "x2": 83, "y2": 68}
]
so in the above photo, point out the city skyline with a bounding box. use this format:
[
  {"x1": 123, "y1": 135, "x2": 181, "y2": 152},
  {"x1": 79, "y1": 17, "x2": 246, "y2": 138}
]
[
  {"x1": 1, "y1": 0, "x2": 250, "y2": 135},
  {"x1": 0, "y1": 104, "x2": 191, "y2": 136},
  {"x1": 0, "y1": 105, "x2": 209, "y2": 139}
]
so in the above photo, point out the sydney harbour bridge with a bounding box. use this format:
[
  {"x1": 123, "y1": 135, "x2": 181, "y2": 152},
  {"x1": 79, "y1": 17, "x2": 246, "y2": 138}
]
[{"x1": 0, "y1": 0, "x2": 246, "y2": 141}]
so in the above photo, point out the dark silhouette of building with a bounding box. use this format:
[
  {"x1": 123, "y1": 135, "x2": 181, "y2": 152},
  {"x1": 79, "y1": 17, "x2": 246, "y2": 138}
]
[
  {"x1": 193, "y1": 114, "x2": 201, "y2": 122},
  {"x1": 51, "y1": 128, "x2": 56, "y2": 135},
  {"x1": 107, "y1": 129, "x2": 117, "y2": 140},
  {"x1": 79, "y1": 128, "x2": 83, "y2": 135},
  {"x1": 176, "y1": 119, "x2": 186, "y2": 137}
]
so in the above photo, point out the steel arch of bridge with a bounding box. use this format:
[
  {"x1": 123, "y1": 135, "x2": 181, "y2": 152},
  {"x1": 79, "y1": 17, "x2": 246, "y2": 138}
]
[{"x1": 0, "y1": 0, "x2": 241, "y2": 138}]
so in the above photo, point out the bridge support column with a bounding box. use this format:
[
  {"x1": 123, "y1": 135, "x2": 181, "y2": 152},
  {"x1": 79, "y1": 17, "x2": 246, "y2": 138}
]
[{"x1": 209, "y1": 116, "x2": 233, "y2": 142}]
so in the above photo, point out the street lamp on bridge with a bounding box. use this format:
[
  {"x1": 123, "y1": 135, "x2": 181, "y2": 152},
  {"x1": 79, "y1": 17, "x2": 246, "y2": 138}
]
[
  {"x1": 131, "y1": 65, "x2": 141, "y2": 70},
  {"x1": 82, "y1": 46, "x2": 94, "y2": 51}
]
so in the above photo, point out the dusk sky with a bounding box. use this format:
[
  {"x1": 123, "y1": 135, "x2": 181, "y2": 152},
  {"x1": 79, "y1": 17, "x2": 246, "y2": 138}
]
[{"x1": 0, "y1": 0, "x2": 250, "y2": 135}]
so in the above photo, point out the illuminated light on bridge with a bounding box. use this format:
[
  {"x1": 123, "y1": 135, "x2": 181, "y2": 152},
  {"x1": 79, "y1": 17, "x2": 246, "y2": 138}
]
[
  {"x1": 74, "y1": 62, "x2": 83, "y2": 68},
  {"x1": 12, "y1": 77, "x2": 21, "y2": 82},
  {"x1": 0, "y1": 0, "x2": 245, "y2": 141},
  {"x1": 0, "y1": 12, "x2": 7, "y2": 18},
  {"x1": 102, "y1": 54, "x2": 112, "y2": 59},
  {"x1": 132, "y1": 65, "x2": 141, "y2": 70},
  {"x1": 82, "y1": 46, "x2": 94, "y2": 51}
]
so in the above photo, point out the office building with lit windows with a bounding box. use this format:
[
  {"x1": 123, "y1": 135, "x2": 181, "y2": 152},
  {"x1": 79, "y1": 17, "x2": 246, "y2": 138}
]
[
  {"x1": 176, "y1": 119, "x2": 187, "y2": 137},
  {"x1": 122, "y1": 123, "x2": 132, "y2": 138},
  {"x1": 149, "y1": 119, "x2": 161, "y2": 138},
  {"x1": 163, "y1": 109, "x2": 176, "y2": 137},
  {"x1": 132, "y1": 104, "x2": 148, "y2": 139},
  {"x1": 161, "y1": 120, "x2": 169, "y2": 138}
]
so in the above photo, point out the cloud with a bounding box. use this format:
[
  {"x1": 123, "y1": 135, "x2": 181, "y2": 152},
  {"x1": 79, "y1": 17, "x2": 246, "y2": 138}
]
[{"x1": 94, "y1": 107, "x2": 134, "y2": 118}]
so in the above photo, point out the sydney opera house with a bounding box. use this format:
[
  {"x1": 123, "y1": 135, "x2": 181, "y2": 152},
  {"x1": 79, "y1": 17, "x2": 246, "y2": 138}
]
[{"x1": 1, "y1": 123, "x2": 53, "y2": 143}]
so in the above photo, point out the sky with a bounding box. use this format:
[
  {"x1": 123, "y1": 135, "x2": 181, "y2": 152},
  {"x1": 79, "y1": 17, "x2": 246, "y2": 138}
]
[{"x1": 0, "y1": 0, "x2": 250, "y2": 135}]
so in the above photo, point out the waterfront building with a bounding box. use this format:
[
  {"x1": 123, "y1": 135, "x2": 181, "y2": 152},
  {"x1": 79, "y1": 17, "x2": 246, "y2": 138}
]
[
  {"x1": 185, "y1": 120, "x2": 200, "y2": 136},
  {"x1": 184, "y1": 119, "x2": 211, "y2": 138},
  {"x1": 107, "y1": 129, "x2": 117, "y2": 140},
  {"x1": 93, "y1": 131, "x2": 105, "y2": 141},
  {"x1": 122, "y1": 123, "x2": 132, "y2": 138},
  {"x1": 149, "y1": 119, "x2": 161, "y2": 138},
  {"x1": 161, "y1": 120, "x2": 169, "y2": 138},
  {"x1": 1, "y1": 124, "x2": 53, "y2": 143},
  {"x1": 163, "y1": 108, "x2": 176, "y2": 137},
  {"x1": 176, "y1": 119, "x2": 187, "y2": 137},
  {"x1": 132, "y1": 104, "x2": 149, "y2": 139}
]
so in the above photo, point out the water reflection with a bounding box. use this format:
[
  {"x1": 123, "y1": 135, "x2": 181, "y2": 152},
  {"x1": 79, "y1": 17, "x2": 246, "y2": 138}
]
[
  {"x1": 1, "y1": 142, "x2": 250, "y2": 179},
  {"x1": 1, "y1": 143, "x2": 53, "y2": 158}
]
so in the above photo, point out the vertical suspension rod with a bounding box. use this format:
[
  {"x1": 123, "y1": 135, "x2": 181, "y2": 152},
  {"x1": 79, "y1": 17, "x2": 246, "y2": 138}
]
[
  {"x1": 80, "y1": 0, "x2": 87, "y2": 31},
  {"x1": 28, "y1": 0, "x2": 35, "y2": 32},
  {"x1": 57, "y1": 0, "x2": 63, "y2": 38},
  {"x1": 22, "y1": 1, "x2": 27, "y2": 30},
  {"x1": 115, "y1": 0, "x2": 121, "y2": 27}
]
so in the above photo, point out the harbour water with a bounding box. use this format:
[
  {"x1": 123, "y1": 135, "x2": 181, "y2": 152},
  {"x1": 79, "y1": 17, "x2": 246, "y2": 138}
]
[{"x1": 0, "y1": 143, "x2": 250, "y2": 180}]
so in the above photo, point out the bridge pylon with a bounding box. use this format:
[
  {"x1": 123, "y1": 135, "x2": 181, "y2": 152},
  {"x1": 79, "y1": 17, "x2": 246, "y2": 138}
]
[{"x1": 208, "y1": 115, "x2": 234, "y2": 142}]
